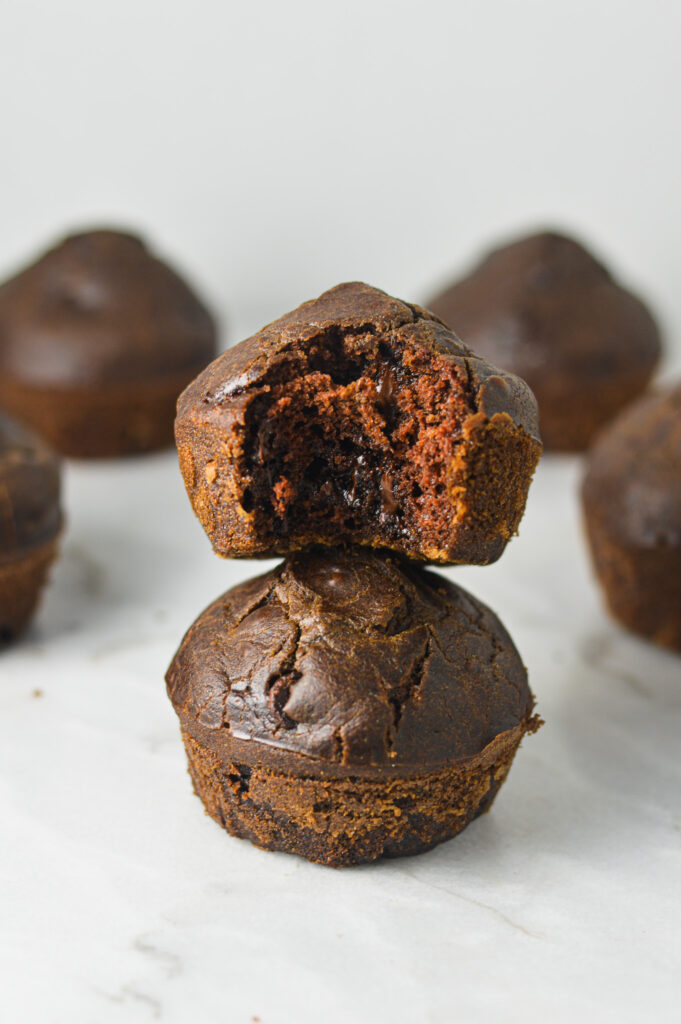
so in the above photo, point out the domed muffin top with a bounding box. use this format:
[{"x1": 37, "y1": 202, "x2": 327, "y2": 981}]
[
  {"x1": 0, "y1": 229, "x2": 216, "y2": 387},
  {"x1": 0, "y1": 413, "x2": 61, "y2": 560},
  {"x1": 428, "y1": 231, "x2": 661, "y2": 381},
  {"x1": 583, "y1": 383, "x2": 681, "y2": 549},
  {"x1": 166, "y1": 546, "x2": 536, "y2": 772}
]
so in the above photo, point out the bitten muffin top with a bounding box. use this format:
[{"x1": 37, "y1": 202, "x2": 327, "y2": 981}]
[
  {"x1": 175, "y1": 281, "x2": 541, "y2": 565},
  {"x1": 0, "y1": 413, "x2": 62, "y2": 560},
  {"x1": 0, "y1": 229, "x2": 216, "y2": 388},
  {"x1": 583, "y1": 383, "x2": 681, "y2": 549},
  {"x1": 183, "y1": 281, "x2": 539, "y2": 435},
  {"x1": 166, "y1": 546, "x2": 537, "y2": 774}
]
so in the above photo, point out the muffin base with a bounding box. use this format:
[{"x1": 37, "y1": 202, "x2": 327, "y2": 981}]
[
  {"x1": 584, "y1": 522, "x2": 681, "y2": 652},
  {"x1": 0, "y1": 367, "x2": 207, "y2": 458},
  {"x1": 0, "y1": 539, "x2": 59, "y2": 645},
  {"x1": 180, "y1": 723, "x2": 530, "y2": 867}
]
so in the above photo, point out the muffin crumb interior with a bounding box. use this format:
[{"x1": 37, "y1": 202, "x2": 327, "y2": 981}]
[{"x1": 240, "y1": 329, "x2": 475, "y2": 550}]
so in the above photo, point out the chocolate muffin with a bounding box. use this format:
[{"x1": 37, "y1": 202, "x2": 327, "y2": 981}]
[
  {"x1": 0, "y1": 413, "x2": 62, "y2": 643},
  {"x1": 582, "y1": 383, "x2": 681, "y2": 652},
  {"x1": 427, "y1": 231, "x2": 662, "y2": 451},
  {"x1": 166, "y1": 547, "x2": 540, "y2": 867},
  {"x1": 176, "y1": 281, "x2": 541, "y2": 565},
  {"x1": 0, "y1": 229, "x2": 217, "y2": 457}
]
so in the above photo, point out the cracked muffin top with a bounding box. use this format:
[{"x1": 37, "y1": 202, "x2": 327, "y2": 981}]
[
  {"x1": 175, "y1": 281, "x2": 541, "y2": 565},
  {"x1": 0, "y1": 412, "x2": 61, "y2": 562},
  {"x1": 166, "y1": 547, "x2": 537, "y2": 772}
]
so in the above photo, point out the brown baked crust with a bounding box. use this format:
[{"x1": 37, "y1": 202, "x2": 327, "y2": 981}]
[
  {"x1": 0, "y1": 369, "x2": 204, "y2": 459},
  {"x1": 0, "y1": 413, "x2": 62, "y2": 560},
  {"x1": 176, "y1": 282, "x2": 541, "y2": 564},
  {"x1": 582, "y1": 383, "x2": 681, "y2": 651},
  {"x1": 180, "y1": 723, "x2": 527, "y2": 867},
  {"x1": 0, "y1": 229, "x2": 217, "y2": 457},
  {"x1": 0, "y1": 538, "x2": 60, "y2": 644},
  {"x1": 582, "y1": 533, "x2": 681, "y2": 652},
  {"x1": 166, "y1": 548, "x2": 539, "y2": 864},
  {"x1": 0, "y1": 414, "x2": 61, "y2": 643},
  {"x1": 428, "y1": 231, "x2": 662, "y2": 451}
]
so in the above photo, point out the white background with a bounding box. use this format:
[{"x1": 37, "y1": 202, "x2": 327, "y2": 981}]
[
  {"x1": 1, "y1": 3, "x2": 681, "y2": 1023},
  {"x1": 1, "y1": 0, "x2": 680, "y2": 364}
]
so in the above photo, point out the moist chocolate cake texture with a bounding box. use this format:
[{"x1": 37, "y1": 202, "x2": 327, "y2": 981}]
[
  {"x1": 0, "y1": 229, "x2": 217, "y2": 457},
  {"x1": 166, "y1": 547, "x2": 540, "y2": 867},
  {"x1": 427, "y1": 231, "x2": 662, "y2": 451},
  {"x1": 582, "y1": 383, "x2": 681, "y2": 652},
  {"x1": 0, "y1": 413, "x2": 62, "y2": 643},
  {"x1": 176, "y1": 281, "x2": 541, "y2": 565}
]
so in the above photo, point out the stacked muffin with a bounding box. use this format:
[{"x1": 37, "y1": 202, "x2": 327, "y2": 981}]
[{"x1": 166, "y1": 282, "x2": 543, "y2": 866}]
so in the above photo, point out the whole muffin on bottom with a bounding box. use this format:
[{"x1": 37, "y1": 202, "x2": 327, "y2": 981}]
[
  {"x1": 0, "y1": 229, "x2": 217, "y2": 457},
  {"x1": 166, "y1": 547, "x2": 539, "y2": 866},
  {"x1": 0, "y1": 413, "x2": 62, "y2": 643},
  {"x1": 582, "y1": 383, "x2": 681, "y2": 652},
  {"x1": 427, "y1": 231, "x2": 661, "y2": 451}
]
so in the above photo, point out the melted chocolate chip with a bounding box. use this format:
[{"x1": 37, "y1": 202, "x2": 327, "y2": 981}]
[{"x1": 381, "y1": 473, "x2": 399, "y2": 515}]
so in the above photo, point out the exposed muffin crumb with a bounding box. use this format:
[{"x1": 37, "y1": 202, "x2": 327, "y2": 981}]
[{"x1": 176, "y1": 281, "x2": 541, "y2": 564}]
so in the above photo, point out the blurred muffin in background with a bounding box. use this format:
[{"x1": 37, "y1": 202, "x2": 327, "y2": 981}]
[
  {"x1": 0, "y1": 412, "x2": 62, "y2": 644},
  {"x1": 427, "y1": 231, "x2": 662, "y2": 451},
  {"x1": 0, "y1": 229, "x2": 217, "y2": 457},
  {"x1": 582, "y1": 382, "x2": 681, "y2": 653}
]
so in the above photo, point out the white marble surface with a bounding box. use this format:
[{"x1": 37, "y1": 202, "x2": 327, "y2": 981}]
[{"x1": 1, "y1": 452, "x2": 680, "y2": 1024}]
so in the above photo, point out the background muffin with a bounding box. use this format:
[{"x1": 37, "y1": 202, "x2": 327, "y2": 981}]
[
  {"x1": 582, "y1": 383, "x2": 681, "y2": 652},
  {"x1": 0, "y1": 413, "x2": 62, "y2": 643},
  {"x1": 428, "y1": 231, "x2": 662, "y2": 451},
  {"x1": 0, "y1": 229, "x2": 217, "y2": 457}
]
